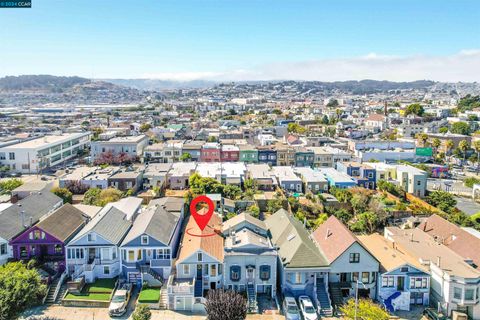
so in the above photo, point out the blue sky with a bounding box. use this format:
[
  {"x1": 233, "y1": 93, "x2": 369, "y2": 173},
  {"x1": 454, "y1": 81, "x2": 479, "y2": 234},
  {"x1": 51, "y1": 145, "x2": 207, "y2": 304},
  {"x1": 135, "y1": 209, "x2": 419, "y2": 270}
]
[{"x1": 1, "y1": 0, "x2": 479, "y2": 81}]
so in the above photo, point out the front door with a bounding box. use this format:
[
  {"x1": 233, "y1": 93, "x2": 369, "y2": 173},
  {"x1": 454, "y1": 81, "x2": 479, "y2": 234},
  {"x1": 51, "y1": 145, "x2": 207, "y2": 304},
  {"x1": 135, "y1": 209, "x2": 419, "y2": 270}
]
[
  {"x1": 247, "y1": 267, "x2": 255, "y2": 283},
  {"x1": 88, "y1": 248, "x2": 96, "y2": 263},
  {"x1": 40, "y1": 245, "x2": 48, "y2": 257},
  {"x1": 397, "y1": 276, "x2": 405, "y2": 291},
  {"x1": 146, "y1": 249, "x2": 153, "y2": 263},
  {"x1": 197, "y1": 264, "x2": 202, "y2": 279}
]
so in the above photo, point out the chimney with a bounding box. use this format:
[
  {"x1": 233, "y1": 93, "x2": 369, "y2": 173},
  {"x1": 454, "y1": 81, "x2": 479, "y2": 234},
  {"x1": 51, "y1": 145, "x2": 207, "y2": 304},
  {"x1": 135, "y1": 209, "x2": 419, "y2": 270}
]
[
  {"x1": 392, "y1": 241, "x2": 396, "y2": 250},
  {"x1": 20, "y1": 210, "x2": 25, "y2": 228},
  {"x1": 410, "y1": 233, "x2": 414, "y2": 242},
  {"x1": 325, "y1": 228, "x2": 331, "y2": 239}
]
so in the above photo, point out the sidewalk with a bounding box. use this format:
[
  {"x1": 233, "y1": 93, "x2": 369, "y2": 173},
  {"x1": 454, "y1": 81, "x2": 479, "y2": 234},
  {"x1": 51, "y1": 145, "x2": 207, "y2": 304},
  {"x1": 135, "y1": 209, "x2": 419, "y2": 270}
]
[{"x1": 23, "y1": 305, "x2": 288, "y2": 320}]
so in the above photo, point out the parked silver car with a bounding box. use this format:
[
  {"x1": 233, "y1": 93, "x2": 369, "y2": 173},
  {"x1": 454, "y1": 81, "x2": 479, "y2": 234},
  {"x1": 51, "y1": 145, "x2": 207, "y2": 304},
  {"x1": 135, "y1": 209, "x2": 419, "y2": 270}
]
[
  {"x1": 109, "y1": 282, "x2": 132, "y2": 317},
  {"x1": 283, "y1": 295, "x2": 301, "y2": 320}
]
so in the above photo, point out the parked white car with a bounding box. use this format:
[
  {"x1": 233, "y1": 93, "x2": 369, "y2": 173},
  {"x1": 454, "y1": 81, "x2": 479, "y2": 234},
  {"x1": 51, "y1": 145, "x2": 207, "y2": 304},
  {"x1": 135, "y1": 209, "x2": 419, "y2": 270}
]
[
  {"x1": 109, "y1": 282, "x2": 132, "y2": 317},
  {"x1": 298, "y1": 295, "x2": 318, "y2": 320},
  {"x1": 283, "y1": 295, "x2": 301, "y2": 320}
]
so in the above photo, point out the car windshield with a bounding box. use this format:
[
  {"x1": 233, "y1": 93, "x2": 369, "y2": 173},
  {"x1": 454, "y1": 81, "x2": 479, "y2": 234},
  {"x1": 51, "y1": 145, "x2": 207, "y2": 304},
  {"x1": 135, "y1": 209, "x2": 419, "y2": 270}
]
[
  {"x1": 304, "y1": 305, "x2": 315, "y2": 313},
  {"x1": 287, "y1": 305, "x2": 299, "y2": 313},
  {"x1": 112, "y1": 294, "x2": 125, "y2": 302}
]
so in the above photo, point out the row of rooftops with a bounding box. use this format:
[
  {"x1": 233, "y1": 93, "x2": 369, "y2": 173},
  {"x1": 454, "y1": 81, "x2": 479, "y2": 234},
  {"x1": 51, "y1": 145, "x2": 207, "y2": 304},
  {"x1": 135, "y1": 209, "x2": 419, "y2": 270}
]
[{"x1": 2, "y1": 188, "x2": 479, "y2": 282}]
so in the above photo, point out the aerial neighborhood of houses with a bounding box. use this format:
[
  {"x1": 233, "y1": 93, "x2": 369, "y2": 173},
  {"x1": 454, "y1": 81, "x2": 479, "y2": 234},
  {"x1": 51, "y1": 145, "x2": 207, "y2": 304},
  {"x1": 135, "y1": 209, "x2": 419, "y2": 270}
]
[{"x1": 2, "y1": 79, "x2": 480, "y2": 319}]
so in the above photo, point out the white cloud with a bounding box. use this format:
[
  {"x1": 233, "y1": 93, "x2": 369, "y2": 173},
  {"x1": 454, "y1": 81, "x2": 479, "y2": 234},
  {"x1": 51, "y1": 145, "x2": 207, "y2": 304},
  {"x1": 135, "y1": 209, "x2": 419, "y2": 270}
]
[{"x1": 143, "y1": 49, "x2": 480, "y2": 82}]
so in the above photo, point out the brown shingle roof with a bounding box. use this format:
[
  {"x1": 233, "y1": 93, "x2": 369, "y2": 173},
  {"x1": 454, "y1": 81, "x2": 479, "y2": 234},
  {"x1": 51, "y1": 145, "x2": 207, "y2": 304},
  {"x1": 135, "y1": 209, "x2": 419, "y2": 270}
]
[
  {"x1": 177, "y1": 211, "x2": 224, "y2": 263},
  {"x1": 418, "y1": 214, "x2": 480, "y2": 268},
  {"x1": 36, "y1": 204, "x2": 88, "y2": 242}
]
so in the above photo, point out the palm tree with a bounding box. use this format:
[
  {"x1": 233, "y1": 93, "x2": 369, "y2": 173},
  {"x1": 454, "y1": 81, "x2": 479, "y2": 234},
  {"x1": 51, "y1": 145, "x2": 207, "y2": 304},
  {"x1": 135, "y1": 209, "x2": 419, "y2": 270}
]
[
  {"x1": 474, "y1": 140, "x2": 480, "y2": 173},
  {"x1": 459, "y1": 140, "x2": 470, "y2": 164},
  {"x1": 416, "y1": 133, "x2": 429, "y2": 147},
  {"x1": 445, "y1": 139, "x2": 454, "y2": 165},
  {"x1": 431, "y1": 138, "x2": 441, "y2": 161}
]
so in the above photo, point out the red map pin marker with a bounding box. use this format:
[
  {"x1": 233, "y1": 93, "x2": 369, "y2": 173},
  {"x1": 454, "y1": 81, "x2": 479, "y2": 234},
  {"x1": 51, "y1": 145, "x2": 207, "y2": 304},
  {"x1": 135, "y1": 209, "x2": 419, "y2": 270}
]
[{"x1": 190, "y1": 195, "x2": 215, "y2": 231}]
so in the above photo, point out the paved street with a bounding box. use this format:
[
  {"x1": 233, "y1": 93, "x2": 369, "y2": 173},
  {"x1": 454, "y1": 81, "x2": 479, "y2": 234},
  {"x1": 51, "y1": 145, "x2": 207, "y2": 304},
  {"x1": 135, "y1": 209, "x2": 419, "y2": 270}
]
[{"x1": 22, "y1": 305, "x2": 288, "y2": 320}]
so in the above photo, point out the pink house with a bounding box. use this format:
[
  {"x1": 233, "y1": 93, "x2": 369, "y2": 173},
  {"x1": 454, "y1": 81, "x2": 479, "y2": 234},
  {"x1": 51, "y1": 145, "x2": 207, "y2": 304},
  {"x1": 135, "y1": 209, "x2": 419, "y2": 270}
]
[
  {"x1": 221, "y1": 144, "x2": 240, "y2": 162},
  {"x1": 201, "y1": 142, "x2": 221, "y2": 162}
]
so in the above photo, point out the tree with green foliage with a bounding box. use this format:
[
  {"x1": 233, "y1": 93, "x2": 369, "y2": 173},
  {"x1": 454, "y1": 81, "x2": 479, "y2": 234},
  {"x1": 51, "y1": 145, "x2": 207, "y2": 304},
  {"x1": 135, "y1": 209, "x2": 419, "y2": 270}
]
[
  {"x1": 287, "y1": 123, "x2": 307, "y2": 134},
  {"x1": 83, "y1": 187, "x2": 102, "y2": 205},
  {"x1": 377, "y1": 180, "x2": 405, "y2": 198},
  {"x1": 426, "y1": 190, "x2": 457, "y2": 214},
  {"x1": 404, "y1": 103, "x2": 424, "y2": 116},
  {"x1": 340, "y1": 298, "x2": 389, "y2": 320},
  {"x1": 139, "y1": 123, "x2": 152, "y2": 133},
  {"x1": 329, "y1": 208, "x2": 354, "y2": 225},
  {"x1": 451, "y1": 121, "x2": 471, "y2": 135},
  {"x1": 431, "y1": 138, "x2": 441, "y2": 159},
  {"x1": 51, "y1": 187, "x2": 73, "y2": 204},
  {"x1": 205, "y1": 289, "x2": 247, "y2": 320},
  {"x1": 439, "y1": 127, "x2": 449, "y2": 134},
  {"x1": 223, "y1": 184, "x2": 242, "y2": 200},
  {"x1": 0, "y1": 262, "x2": 47, "y2": 320},
  {"x1": 246, "y1": 204, "x2": 260, "y2": 219},
  {"x1": 179, "y1": 152, "x2": 192, "y2": 162},
  {"x1": 457, "y1": 94, "x2": 480, "y2": 112},
  {"x1": 459, "y1": 140, "x2": 470, "y2": 162},
  {"x1": 132, "y1": 304, "x2": 151, "y2": 320},
  {"x1": 267, "y1": 198, "x2": 284, "y2": 214},
  {"x1": 0, "y1": 178, "x2": 23, "y2": 194},
  {"x1": 326, "y1": 99, "x2": 339, "y2": 108},
  {"x1": 82, "y1": 187, "x2": 123, "y2": 206},
  {"x1": 321, "y1": 115, "x2": 329, "y2": 125},
  {"x1": 350, "y1": 211, "x2": 380, "y2": 234},
  {"x1": 329, "y1": 187, "x2": 352, "y2": 203},
  {"x1": 416, "y1": 133, "x2": 428, "y2": 147}
]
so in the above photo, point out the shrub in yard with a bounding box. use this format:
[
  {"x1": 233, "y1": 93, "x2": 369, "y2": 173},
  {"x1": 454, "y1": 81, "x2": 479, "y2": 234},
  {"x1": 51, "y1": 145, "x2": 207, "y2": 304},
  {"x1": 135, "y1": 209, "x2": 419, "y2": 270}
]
[
  {"x1": 132, "y1": 304, "x2": 151, "y2": 320},
  {"x1": 0, "y1": 262, "x2": 47, "y2": 320},
  {"x1": 205, "y1": 289, "x2": 247, "y2": 320}
]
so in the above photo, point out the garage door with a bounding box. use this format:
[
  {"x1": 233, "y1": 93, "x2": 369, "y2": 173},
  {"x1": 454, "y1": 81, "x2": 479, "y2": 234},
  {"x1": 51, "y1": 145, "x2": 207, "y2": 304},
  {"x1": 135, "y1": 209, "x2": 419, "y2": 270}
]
[{"x1": 175, "y1": 297, "x2": 193, "y2": 311}]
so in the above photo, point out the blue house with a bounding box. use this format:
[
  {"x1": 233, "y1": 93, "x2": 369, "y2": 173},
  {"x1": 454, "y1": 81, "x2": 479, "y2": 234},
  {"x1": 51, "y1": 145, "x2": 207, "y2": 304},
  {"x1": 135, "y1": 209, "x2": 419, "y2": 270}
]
[
  {"x1": 358, "y1": 233, "x2": 430, "y2": 312},
  {"x1": 317, "y1": 167, "x2": 357, "y2": 189},
  {"x1": 294, "y1": 148, "x2": 315, "y2": 167},
  {"x1": 257, "y1": 146, "x2": 277, "y2": 166},
  {"x1": 336, "y1": 161, "x2": 377, "y2": 189},
  {"x1": 120, "y1": 197, "x2": 185, "y2": 285}
]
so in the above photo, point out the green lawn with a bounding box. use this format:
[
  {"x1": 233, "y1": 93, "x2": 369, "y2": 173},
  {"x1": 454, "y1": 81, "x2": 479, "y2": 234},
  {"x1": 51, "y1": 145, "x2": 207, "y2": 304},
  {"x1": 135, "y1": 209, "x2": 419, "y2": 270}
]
[
  {"x1": 138, "y1": 287, "x2": 161, "y2": 303},
  {"x1": 85, "y1": 278, "x2": 116, "y2": 293},
  {"x1": 64, "y1": 278, "x2": 117, "y2": 301}
]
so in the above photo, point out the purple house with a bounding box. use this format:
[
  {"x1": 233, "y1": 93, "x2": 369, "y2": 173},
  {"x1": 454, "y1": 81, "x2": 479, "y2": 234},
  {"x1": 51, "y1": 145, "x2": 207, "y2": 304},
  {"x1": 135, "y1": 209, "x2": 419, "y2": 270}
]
[{"x1": 10, "y1": 204, "x2": 89, "y2": 272}]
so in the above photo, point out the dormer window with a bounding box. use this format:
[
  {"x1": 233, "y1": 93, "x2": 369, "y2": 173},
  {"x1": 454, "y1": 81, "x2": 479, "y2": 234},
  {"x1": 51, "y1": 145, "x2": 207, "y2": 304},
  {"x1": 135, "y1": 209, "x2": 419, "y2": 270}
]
[{"x1": 141, "y1": 235, "x2": 149, "y2": 245}]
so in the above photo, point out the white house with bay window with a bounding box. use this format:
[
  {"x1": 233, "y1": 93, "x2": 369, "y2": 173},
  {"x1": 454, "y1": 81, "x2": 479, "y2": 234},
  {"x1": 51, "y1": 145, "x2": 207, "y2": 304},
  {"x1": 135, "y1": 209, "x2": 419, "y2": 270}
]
[
  {"x1": 65, "y1": 205, "x2": 134, "y2": 283},
  {"x1": 312, "y1": 216, "x2": 379, "y2": 303}
]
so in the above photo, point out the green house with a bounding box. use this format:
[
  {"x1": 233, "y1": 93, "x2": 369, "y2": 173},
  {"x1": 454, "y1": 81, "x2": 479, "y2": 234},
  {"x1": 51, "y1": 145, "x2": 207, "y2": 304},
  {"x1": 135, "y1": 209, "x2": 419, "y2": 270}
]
[{"x1": 239, "y1": 144, "x2": 258, "y2": 163}]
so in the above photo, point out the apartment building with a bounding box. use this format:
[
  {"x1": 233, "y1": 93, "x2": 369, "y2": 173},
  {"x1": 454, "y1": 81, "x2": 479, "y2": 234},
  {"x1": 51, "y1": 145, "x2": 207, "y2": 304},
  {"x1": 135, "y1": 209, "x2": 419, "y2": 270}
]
[
  {"x1": 0, "y1": 132, "x2": 90, "y2": 173},
  {"x1": 91, "y1": 135, "x2": 149, "y2": 162}
]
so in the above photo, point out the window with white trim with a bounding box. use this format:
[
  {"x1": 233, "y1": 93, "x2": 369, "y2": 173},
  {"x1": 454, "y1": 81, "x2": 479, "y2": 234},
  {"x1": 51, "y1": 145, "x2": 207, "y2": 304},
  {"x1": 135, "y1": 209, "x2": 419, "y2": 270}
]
[
  {"x1": 141, "y1": 235, "x2": 149, "y2": 245},
  {"x1": 382, "y1": 276, "x2": 394, "y2": 288}
]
